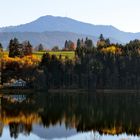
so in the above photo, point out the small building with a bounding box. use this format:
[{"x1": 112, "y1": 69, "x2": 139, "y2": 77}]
[{"x1": 11, "y1": 79, "x2": 26, "y2": 88}]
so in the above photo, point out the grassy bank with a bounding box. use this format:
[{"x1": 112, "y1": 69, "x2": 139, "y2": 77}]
[{"x1": 33, "y1": 51, "x2": 75, "y2": 60}]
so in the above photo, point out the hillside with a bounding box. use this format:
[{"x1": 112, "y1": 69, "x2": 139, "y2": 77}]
[
  {"x1": 0, "y1": 15, "x2": 140, "y2": 48},
  {"x1": 0, "y1": 31, "x2": 100, "y2": 49}
]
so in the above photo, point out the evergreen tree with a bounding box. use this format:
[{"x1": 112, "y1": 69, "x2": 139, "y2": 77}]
[
  {"x1": 9, "y1": 38, "x2": 21, "y2": 57},
  {"x1": 85, "y1": 38, "x2": 93, "y2": 48},
  {"x1": 38, "y1": 44, "x2": 44, "y2": 51},
  {"x1": 0, "y1": 43, "x2": 3, "y2": 51},
  {"x1": 23, "y1": 41, "x2": 32, "y2": 56},
  {"x1": 99, "y1": 34, "x2": 105, "y2": 41},
  {"x1": 52, "y1": 46, "x2": 59, "y2": 51}
]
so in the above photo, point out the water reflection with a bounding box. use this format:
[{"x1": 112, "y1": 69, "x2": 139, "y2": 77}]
[{"x1": 0, "y1": 91, "x2": 140, "y2": 139}]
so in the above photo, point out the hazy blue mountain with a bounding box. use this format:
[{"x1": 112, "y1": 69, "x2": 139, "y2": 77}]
[
  {"x1": 0, "y1": 15, "x2": 140, "y2": 43},
  {"x1": 0, "y1": 31, "x2": 100, "y2": 49},
  {"x1": 32, "y1": 124, "x2": 77, "y2": 139}
]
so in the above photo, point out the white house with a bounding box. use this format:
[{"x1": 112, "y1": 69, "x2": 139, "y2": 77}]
[{"x1": 11, "y1": 79, "x2": 26, "y2": 88}]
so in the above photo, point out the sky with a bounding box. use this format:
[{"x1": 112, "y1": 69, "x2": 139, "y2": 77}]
[{"x1": 0, "y1": 0, "x2": 140, "y2": 32}]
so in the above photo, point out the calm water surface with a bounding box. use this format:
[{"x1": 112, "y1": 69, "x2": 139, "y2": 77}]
[{"x1": 0, "y1": 91, "x2": 140, "y2": 140}]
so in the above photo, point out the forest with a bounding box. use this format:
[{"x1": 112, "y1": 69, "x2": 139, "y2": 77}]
[{"x1": 1, "y1": 34, "x2": 140, "y2": 90}]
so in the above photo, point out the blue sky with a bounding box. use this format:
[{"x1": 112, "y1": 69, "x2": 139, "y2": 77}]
[{"x1": 0, "y1": 0, "x2": 139, "y2": 32}]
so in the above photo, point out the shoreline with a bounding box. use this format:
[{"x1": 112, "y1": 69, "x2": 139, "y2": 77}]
[
  {"x1": 1, "y1": 88, "x2": 140, "y2": 94},
  {"x1": 48, "y1": 89, "x2": 140, "y2": 94}
]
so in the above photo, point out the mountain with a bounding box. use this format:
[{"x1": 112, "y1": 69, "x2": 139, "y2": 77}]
[
  {"x1": 32, "y1": 124, "x2": 77, "y2": 139},
  {"x1": 0, "y1": 15, "x2": 140, "y2": 48},
  {"x1": 0, "y1": 31, "x2": 100, "y2": 49}
]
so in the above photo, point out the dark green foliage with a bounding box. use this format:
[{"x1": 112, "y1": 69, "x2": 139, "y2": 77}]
[
  {"x1": 105, "y1": 38, "x2": 110, "y2": 46},
  {"x1": 22, "y1": 41, "x2": 32, "y2": 56},
  {"x1": 0, "y1": 43, "x2": 3, "y2": 51},
  {"x1": 85, "y1": 37, "x2": 93, "y2": 48},
  {"x1": 97, "y1": 35, "x2": 111, "y2": 50},
  {"x1": 99, "y1": 34, "x2": 105, "y2": 41},
  {"x1": 9, "y1": 38, "x2": 23, "y2": 57},
  {"x1": 38, "y1": 44, "x2": 44, "y2": 51},
  {"x1": 52, "y1": 46, "x2": 59, "y2": 51},
  {"x1": 4, "y1": 36, "x2": 140, "y2": 90},
  {"x1": 8, "y1": 38, "x2": 32, "y2": 58},
  {"x1": 41, "y1": 38, "x2": 140, "y2": 90}
]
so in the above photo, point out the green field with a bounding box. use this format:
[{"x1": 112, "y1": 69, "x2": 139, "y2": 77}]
[{"x1": 33, "y1": 51, "x2": 75, "y2": 60}]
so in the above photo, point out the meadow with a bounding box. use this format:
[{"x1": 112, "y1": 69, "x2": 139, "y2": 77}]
[{"x1": 33, "y1": 51, "x2": 75, "y2": 60}]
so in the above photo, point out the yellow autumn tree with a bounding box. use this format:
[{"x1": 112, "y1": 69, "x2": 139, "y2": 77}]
[{"x1": 101, "y1": 46, "x2": 122, "y2": 54}]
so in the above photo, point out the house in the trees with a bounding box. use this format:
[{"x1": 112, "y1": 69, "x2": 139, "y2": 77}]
[{"x1": 11, "y1": 79, "x2": 27, "y2": 88}]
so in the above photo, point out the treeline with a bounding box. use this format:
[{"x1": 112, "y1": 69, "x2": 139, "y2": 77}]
[
  {"x1": 2, "y1": 35, "x2": 140, "y2": 90},
  {"x1": 40, "y1": 35, "x2": 140, "y2": 89},
  {"x1": 8, "y1": 38, "x2": 32, "y2": 57},
  {"x1": 1, "y1": 38, "x2": 39, "y2": 86},
  {"x1": 0, "y1": 38, "x2": 76, "y2": 52}
]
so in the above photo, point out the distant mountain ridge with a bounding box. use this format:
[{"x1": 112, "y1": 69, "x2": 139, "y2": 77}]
[
  {"x1": 0, "y1": 15, "x2": 140, "y2": 48},
  {"x1": 0, "y1": 31, "x2": 99, "y2": 48}
]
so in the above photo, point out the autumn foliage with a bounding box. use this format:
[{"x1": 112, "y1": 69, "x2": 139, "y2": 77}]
[
  {"x1": 101, "y1": 46, "x2": 122, "y2": 54},
  {"x1": 2, "y1": 55, "x2": 40, "y2": 69}
]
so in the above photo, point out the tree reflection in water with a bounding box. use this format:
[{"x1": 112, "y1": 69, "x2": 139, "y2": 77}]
[{"x1": 0, "y1": 91, "x2": 140, "y2": 139}]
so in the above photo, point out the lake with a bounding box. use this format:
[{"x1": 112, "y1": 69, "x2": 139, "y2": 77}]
[{"x1": 0, "y1": 91, "x2": 140, "y2": 140}]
